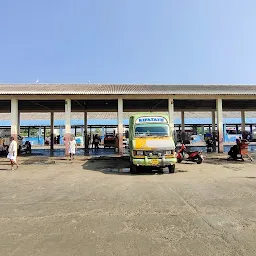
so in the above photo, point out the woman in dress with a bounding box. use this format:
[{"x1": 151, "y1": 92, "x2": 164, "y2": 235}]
[
  {"x1": 68, "y1": 136, "x2": 77, "y2": 160},
  {"x1": 7, "y1": 136, "x2": 19, "y2": 171}
]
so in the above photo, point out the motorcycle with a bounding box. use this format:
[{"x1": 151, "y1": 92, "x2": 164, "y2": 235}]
[
  {"x1": 177, "y1": 144, "x2": 204, "y2": 164},
  {"x1": 21, "y1": 141, "x2": 32, "y2": 154}
]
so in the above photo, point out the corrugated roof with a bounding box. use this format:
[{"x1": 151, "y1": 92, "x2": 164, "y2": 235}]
[{"x1": 0, "y1": 84, "x2": 256, "y2": 95}]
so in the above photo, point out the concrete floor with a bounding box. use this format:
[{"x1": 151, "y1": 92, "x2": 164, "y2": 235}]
[{"x1": 0, "y1": 157, "x2": 256, "y2": 256}]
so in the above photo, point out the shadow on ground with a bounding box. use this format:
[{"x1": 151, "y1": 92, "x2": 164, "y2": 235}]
[{"x1": 82, "y1": 158, "x2": 186, "y2": 175}]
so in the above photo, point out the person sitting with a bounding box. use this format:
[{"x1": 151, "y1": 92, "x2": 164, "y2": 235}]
[{"x1": 228, "y1": 139, "x2": 241, "y2": 160}]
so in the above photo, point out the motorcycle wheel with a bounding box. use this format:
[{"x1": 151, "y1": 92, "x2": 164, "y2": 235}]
[
  {"x1": 196, "y1": 156, "x2": 203, "y2": 164},
  {"x1": 177, "y1": 158, "x2": 182, "y2": 163}
]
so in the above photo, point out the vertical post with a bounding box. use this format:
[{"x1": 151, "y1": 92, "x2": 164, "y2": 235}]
[
  {"x1": 74, "y1": 126, "x2": 77, "y2": 137},
  {"x1": 65, "y1": 99, "x2": 71, "y2": 155},
  {"x1": 90, "y1": 126, "x2": 92, "y2": 148},
  {"x1": 28, "y1": 127, "x2": 30, "y2": 137},
  {"x1": 181, "y1": 111, "x2": 185, "y2": 142},
  {"x1": 50, "y1": 112, "x2": 54, "y2": 150},
  {"x1": 250, "y1": 124, "x2": 253, "y2": 135},
  {"x1": 212, "y1": 111, "x2": 216, "y2": 132},
  {"x1": 236, "y1": 124, "x2": 239, "y2": 134},
  {"x1": 84, "y1": 111, "x2": 88, "y2": 152},
  {"x1": 11, "y1": 99, "x2": 18, "y2": 141},
  {"x1": 17, "y1": 111, "x2": 20, "y2": 135},
  {"x1": 43, "y1": 126, "x2": 46, "y2": 145},
  {"x1": 241, "y1": 110, "x2": 245, "y2": 131},
  {"x1": 212, "y1": 111, "x2": 216, "y2": 152},
  {"x1": 38, "y1": 127, "x2": 42, "y2": 145},
  {"x1": 241, "y1": 110, "x2": 246, "y2": 139},
  {"x1": 59, "y1": 127, "x2": 63, "y2": 144},
  {"x1": 117, "y1": 98, "x2": 123, "y2": 155},
  {"x1": 181, "y1": 111, "x2": 185, "y2": 132},
  {"x1": 217, "y1": 98, "x2": 224, "y2": 153},
  {"x1": 168, "y1": 98, "x2": 174, "y2": 134},
  {"x1": 223, "y1": 124, "x2": 227, "y2": 142}
]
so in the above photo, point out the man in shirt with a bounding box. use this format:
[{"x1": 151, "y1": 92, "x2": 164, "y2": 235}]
[
  {"x1": 68, "y1": 136, "x2": 77, "y2": 160},
  {"x1": 7, "y1": 136, "x2": 19, "y2": 171}
]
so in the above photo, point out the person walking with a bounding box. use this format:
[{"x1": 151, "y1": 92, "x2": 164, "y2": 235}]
[
  {"x1": 7, "y1": 136, "x2": 19, "y2": 171},
  {"x1": 94, "y1": 134, "x2": 100, "y2": 149},
  {"x1": 68, "y1": 136, "x2": 77, "y2": 160}
]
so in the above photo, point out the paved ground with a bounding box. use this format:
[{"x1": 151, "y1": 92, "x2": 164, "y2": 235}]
[{"x1": 0, "y1": 156, "x2": 256, "y2": 256}]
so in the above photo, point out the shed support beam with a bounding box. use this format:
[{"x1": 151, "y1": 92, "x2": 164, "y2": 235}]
[
  {"x1": 241, "y1": 110, "x2": 246, "y2": 133},
  {"x1": 64, "y1": 99, "x2": 71, "y2": 156},
  {"x1": 212, "y1": 111, "x2": 216, "y2": 152},
  {"x1": 17, "y1": 111, "x2": 20, "y2": 135},
  {"x1": 118, "y1": 98, "x2": 123, "y2": 155},
  {"x1": 43, "y1": 126, "x2": 46, "y2": 144},
  {"x1": 181, "y1": 111, "x2": 185, "y2": 132},
  {"x1": 181, "y1": 111, "x2": 185, "y2": 142},
  {"x1": 84, "y1": 111, "x2": 88, "y2": 153},
  {"x1": 11, "y1": 99, "x2": 18, "y2": 141},
  {"x1": 168, "y1": 98, "x2": 174, "y2": 136},
  {"x1": 50, "y1": 112, "x2": 54, "y2": 150},
  {"x1": 217, "y1": 98, "x2": 224, "y2": 153}
]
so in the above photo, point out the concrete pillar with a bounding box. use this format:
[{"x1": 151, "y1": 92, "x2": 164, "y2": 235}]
[
  {"x1": 90, "y1": 126, "x2": 92, "y2": 148},
  {"x1": 38, "y1": 127, "x2": 42, "y2": 144},
  {"x1": 181, "y1": 111, "x2": 185, "y2": 142},
  {"x1": 11, "y1": 99, "x2": 18, "y2": 141},
  {"x1": 117, "y1": 98, "x2": 123, "y2": 155},
  {"x1": 217, "y1": 98, "x2": 224, "y2": 153},
  {"x1": 241, "y1": 110, "x2": 246, "y2": 132},
  {"x1": 17, "y1": 111, "x2": 20, "y2": 135},
  {"x1": 168, "y1": 98, "x2": 175, "y2": 135},
  {"x1": 235, "y1": 124, "x2": 239, "y2": 134},
  {"x1": 212, "y1": 111, "x2": 216, "y2": 132},
  {"x1": 181, "y1": 111, "x2": 185, "y2": 132},
  {"x1": 211, "y1": 111, "x2": 217, "y2": 152},
  {"x1": 50, "y1": 112, "x2": 54, "y2": 150},
  {"x1": 28, "y1": 127, "x2": 30, "y2": 137},
  {"x1": 43, "y1": 126, "x2": 46, "y2": 144},
  {"x1": 64, "y1": 99, "x2": 71, "y2": 155},
  {"x1": 84, "y1": 111, "x2": 88, "y2": 151}
]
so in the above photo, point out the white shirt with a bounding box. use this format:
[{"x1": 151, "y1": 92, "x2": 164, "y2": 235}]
[
  {"x1": 9, "y1": 140, "x2": 17, "y2": 155},
  {"x1": 68, "y1": 140, "x2": 76, "y2": 151}
]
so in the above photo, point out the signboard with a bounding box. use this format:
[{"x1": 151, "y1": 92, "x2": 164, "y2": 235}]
[{"x1": 135, "y1": 116, "x2": 168, "y2": 124}]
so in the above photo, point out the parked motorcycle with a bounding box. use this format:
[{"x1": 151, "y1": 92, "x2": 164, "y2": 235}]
[
  {"x1": 21, "y1": 141, "x2": 32, "y2": 154},
  {"x1": 177, "y1": 144, "x2": 204, "y2": 164}
]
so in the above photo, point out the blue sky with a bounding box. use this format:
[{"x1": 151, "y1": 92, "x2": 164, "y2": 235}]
[{"x1": 1, "y1": 0, "x2": 255, "y2": 84}]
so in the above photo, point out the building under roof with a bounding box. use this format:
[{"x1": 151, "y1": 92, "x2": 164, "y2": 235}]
[{"x1": 0, "y1": 84, "x2": 256, "y2": 153}]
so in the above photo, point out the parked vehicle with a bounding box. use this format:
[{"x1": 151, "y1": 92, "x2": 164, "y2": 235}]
[
  {"x1": 104, "y1": 133, "x2": 115, "y2": 148},
  {"x1": 128, "y1": 113, "x2": 176, "y2": 174},
  {"x1": 21, "y1": 141, "x2": 32, "y2": 154},
  {"x1": 177, "y1": 143, "x2": 204, "y2": 164}
]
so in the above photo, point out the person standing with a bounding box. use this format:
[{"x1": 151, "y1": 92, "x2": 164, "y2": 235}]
[
  {"x1": 68, "y1": 136, "x2": 77, "y2": 160},
  {"x1": 7, "y1": 136, "x2": 18, "y2": 171},
  {"x1": 94, "y1": 134, "x2": 100, "y2": 149}
]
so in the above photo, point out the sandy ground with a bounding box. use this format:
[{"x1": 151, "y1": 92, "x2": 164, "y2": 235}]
[{"x1": 0, "y1": 155, "x2": 255, "y2": 256}]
